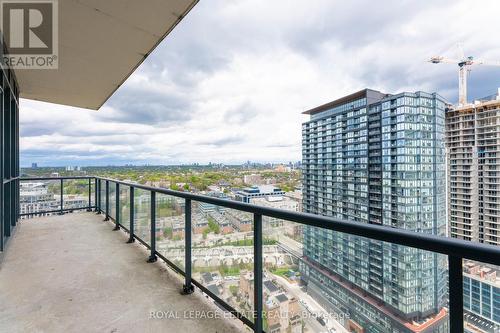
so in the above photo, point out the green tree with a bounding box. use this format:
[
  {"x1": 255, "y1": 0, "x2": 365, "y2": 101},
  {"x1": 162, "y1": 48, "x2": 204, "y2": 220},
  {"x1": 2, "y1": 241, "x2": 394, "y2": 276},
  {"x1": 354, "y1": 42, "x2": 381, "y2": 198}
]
[
  {"x1": 163, "y1": 227, "x2": 173, "y2": 239},
  {"x1": 207, "y1": 216, "x2": 220, "y2": 234},
  {"x1": 229, "y1": 285, "x2": 238, "y2": 297}
]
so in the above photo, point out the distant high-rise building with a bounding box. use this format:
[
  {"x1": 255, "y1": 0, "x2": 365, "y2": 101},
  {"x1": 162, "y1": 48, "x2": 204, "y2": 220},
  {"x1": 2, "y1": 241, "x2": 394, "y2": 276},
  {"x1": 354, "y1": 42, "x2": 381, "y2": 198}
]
[
  {"x1": 65, "y1": 165, "x2": 82, "y2": 171},
  {"x1": 300, "y1": 89, "x2": 448, "y2": 332},
  {"x1": 31, "y1": 163, "x2": 38, "y2": 168},
  {"x1": 445, "y1": 89, "x2": 500, "y2": 245},
  {"x1": 243, "y1": 174, "x2": 264, "y2": 185}
]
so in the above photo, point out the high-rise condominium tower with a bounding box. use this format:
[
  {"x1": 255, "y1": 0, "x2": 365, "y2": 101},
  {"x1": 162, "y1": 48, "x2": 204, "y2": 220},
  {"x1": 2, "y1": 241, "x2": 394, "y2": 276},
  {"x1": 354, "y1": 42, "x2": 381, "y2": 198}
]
[
  {"x1": 445, "y1": 90, "x2": 500, "y2": 333},
  {"x1": 300, "y1": 89, "x2": 448, "y2": 333},
  {"x1": 446, "y1": 89, "x2": 500, "y2": 245}
]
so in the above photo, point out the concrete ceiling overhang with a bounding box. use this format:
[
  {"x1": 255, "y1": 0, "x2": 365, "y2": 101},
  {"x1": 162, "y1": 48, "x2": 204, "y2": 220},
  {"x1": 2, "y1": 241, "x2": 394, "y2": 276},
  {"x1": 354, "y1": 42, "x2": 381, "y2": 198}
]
[{"x1": 14, "y1": 0, "x2": 198, "y2": 110}]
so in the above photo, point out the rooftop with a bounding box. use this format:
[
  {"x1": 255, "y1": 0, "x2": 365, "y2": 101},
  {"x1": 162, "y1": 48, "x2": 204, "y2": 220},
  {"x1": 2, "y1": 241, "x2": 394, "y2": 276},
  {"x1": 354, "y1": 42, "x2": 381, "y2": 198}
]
[
  {"x1": 263, "y1": 280, "x2": 279, "y2": 293},
  {"x1": 463, "y1": 261, "x2": 500, "y2": 286},
  {"x1": 302, "y1": 88, "x2": 386, "y2": 115},
  {"x1": 239, "y1": 185, "x2": 283, "y2": 194},
  {"x1": 275, "y1": 294, "x2": 288, "y2": 303}
]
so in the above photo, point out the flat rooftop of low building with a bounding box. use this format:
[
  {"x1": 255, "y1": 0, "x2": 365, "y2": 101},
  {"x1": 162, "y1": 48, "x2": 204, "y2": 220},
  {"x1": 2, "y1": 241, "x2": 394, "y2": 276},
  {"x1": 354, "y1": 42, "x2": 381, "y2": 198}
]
[
  {"x1": 275, "y1": 293, "x2": 288, "y2": 303},
  {"x1": 264, "y1": 280, "x2": 279, "y2": 293},
  {"x1": 239, "y1": 185, "x2": 283, "y2": 194}
]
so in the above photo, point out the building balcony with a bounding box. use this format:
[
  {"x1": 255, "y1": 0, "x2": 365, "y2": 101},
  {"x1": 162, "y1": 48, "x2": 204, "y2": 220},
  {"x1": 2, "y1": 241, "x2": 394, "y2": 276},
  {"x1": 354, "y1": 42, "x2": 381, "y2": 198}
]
[
  {"x1": 3, "y1": 176, "x2": 500, "y2": 332},
  {"x1": 0, "y1": 212, "x2": 242, "y2": 333}
]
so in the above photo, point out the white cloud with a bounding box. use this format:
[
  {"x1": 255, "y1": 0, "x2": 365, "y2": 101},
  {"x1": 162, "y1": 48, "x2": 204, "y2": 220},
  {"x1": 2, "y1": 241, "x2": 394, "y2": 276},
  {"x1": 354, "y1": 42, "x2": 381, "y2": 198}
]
[{"x1": 20, "y1": 0, "x2": 500, "y2": 166}]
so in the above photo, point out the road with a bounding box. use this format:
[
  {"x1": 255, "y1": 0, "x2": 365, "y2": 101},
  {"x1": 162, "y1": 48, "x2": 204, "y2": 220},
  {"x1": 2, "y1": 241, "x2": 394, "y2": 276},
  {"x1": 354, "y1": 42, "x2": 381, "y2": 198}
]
[
  {"x1": 277, "y1": 234, "x2": 303, "y2": 258},
  {"x1": 271, "y1": 274, "x2": 348, "y2": 333}
]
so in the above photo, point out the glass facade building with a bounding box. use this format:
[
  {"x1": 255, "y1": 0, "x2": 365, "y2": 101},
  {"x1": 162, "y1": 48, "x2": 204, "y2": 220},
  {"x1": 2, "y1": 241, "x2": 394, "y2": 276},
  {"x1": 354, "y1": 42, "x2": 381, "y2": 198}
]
[{"x1": 300, "y1": 89, "x2": 448, "y2": 332}]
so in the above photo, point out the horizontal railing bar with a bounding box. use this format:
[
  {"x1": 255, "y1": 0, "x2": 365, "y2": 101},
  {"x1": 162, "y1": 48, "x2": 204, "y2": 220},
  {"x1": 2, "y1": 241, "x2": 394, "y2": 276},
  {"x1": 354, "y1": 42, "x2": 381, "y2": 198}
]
[
  {"x1": 3, "y1": 176, "x2": 20, "y2": 184},
  {"x1": 119, "y1": 223, "x2": 129, "y2": 233},
  {"x1": 20, "y1": 176, "x2": 94, "y2": 181},
  {"x1": 19, "y1": 206, "x2": 96, "y2": 216},
  {"x1": 20, "y1": 176, "x2": 500, "y2": 266},
  {"x1": 132, "y1": 234, "x2": 150, "y2": 249},
  {"x1": 155, "y1": 252, "x2": 185, "y2": 276}
]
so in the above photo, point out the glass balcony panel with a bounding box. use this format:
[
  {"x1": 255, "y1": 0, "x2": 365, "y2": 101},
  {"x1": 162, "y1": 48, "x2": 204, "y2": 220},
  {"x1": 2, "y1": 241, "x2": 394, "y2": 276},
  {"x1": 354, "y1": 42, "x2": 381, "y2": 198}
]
[
  {"x1": 90, "y1": 179, "x2": 96, "y2": 207},
  {"x1": 108, "y1": 182, "x2": 116, "y2": 220},
  {"x1": 63, "y1": 179, "x2": 90, "y2": 212},
  {"x1": 262, "y1": 218, "x2": 305, "y2": 332},
  {"x1": 119, "y1": 184, "x2": 130, "y2": 228},
  {"x1": 191, "y1": 200, "x2": 254, "y2": 323},
  {"x1": 19, "y1": 179, "x2": 60, "y2": 216},
  {"x1": 100, "y1": 180, "x2": 106, "y2": 213},
  {"x1": 155, "y1": 194, "x2": 186, "y2": 270},
  {"x1": 134, "y1": 188, "x2": 151, "y2": 245}
]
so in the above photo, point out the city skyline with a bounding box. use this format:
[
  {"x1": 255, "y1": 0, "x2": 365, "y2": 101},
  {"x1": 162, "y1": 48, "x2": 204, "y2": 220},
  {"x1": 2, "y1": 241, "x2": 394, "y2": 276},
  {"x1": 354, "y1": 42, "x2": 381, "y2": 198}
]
[
  {"x1": 20, "y1": 161, "x2": 302, "y2": 168},
  {"x1": 19, "y1": 0, "x2": 500, "y2": 166}
]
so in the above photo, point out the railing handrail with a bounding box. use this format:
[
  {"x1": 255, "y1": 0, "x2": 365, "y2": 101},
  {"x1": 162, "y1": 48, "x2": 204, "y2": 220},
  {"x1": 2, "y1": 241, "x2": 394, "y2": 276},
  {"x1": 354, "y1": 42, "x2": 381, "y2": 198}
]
[
  {"x1": 18, "y1": 176, "x2": 96, "y2": 217},
  {"x1": 19, "y1": 175, "x2": 500, "y2": 266},
  {"x1": 20, "y1": 176, "x2": 93, "y2": 181}
]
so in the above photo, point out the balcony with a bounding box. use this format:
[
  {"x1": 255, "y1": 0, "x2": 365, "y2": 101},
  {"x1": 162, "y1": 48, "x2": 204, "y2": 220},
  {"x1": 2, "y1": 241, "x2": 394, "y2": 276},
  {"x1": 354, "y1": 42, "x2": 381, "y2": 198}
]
[
  {"x1": 0, "y1": 212, "x2": 242, "y2": 333},
  {"x1": 3, "y1": 176, "x2": 500, "y2": 332}
]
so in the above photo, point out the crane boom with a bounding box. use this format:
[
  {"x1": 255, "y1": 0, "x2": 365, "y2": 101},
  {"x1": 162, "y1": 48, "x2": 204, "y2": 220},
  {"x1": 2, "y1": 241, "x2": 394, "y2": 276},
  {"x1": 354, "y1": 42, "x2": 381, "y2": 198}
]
[{"x1": 429, "y1": 53, "x2": 500, "y2": 106}]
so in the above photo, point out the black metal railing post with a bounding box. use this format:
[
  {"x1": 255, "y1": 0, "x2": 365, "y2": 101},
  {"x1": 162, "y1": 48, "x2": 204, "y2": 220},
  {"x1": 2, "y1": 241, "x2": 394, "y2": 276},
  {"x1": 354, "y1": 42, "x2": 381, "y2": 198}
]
[
  {"x1": 147, "y1": 191, "x2": 157, "y2": 263},
  {"x1": 59, "y1": 178, "x2": 64, "y2": 215},
  {"x1": 94, "y1": 178, "x2": 98, "y2": 212},
  {"x1": 96, "y1": 179, "x2": 101, "y2": 214},
  {"x1": 127, "y1": 186, "x2": 135, "y2": 243},
  {"x1": 113, "y1": 182, "x2": 120, "y2": 230},
  {"x1": 87, "y1": 178, "x2": 92, "y2": 211},
  {"x1": 253, "y1": 213, "x2": 263, "y2": 333},
  {"x1": 104, "y1": 180, "x2": 110, "y2": 221},
  {"x1": 182, "y1": 198, "x2": 194, "y2": 294},
  {"x1": 449, "y1": 256, "x2": 464, "y2": 333}
]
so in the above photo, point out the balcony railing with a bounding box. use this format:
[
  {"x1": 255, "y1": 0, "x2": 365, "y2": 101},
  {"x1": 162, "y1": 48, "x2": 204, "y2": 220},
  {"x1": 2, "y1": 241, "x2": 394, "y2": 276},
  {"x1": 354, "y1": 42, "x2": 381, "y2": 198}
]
[
  {"x1": 18, "y1": 176, "x2": 500, "y2": 333},
  {"x1": 20, "y1": 176, "x2": 95, "y2": 217}
]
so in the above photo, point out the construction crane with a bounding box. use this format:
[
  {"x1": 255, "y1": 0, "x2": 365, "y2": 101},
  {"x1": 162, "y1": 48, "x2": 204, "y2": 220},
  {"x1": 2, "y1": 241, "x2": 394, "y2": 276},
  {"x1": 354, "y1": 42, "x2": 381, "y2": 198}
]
[{"x1": 429, "y1": 46, "x2": 500, "y2": 106}]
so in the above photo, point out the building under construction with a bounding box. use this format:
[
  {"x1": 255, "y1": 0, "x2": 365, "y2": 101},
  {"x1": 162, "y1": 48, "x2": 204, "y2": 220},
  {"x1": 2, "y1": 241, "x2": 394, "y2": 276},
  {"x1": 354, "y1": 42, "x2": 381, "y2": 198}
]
[{"x1": 446, "y1": 89, "x2": 500, "y2": 246}]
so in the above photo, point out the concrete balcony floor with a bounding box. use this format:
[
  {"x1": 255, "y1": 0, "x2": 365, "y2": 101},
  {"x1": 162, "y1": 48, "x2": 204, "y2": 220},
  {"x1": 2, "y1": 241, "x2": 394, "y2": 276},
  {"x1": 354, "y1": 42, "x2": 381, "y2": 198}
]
[{"x1": 0, "y1": 213, "x2": 244, "y2": 333}]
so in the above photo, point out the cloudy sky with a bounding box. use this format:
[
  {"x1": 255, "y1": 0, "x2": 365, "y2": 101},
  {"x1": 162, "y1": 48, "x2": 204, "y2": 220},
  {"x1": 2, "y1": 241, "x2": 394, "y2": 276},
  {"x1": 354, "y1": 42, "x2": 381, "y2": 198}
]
[{"x1": 20, "y1": 0, "x2": 500, "y2": 167}]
